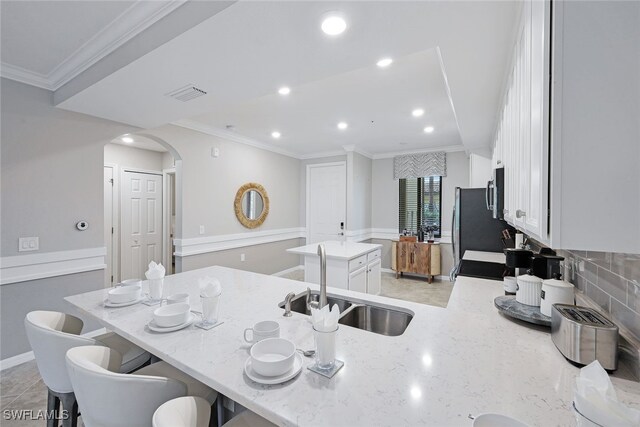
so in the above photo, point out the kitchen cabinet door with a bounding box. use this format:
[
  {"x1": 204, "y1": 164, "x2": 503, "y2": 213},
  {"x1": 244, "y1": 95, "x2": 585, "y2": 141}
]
[
  {"x1": 366, "y1": 259, "x2": 381, "y2": 295},
  {"x1": 348, "y1": 266, "x2": 367, "y2": 294},
  {"x1": 413, "y1": 243, "x2": 432, "y2": 276}
]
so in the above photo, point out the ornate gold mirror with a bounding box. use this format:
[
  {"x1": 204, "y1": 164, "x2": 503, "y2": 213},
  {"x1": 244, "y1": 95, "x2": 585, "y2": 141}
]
[{"x1": 234, "y1": 182, "x2": 269, "y2": 228}]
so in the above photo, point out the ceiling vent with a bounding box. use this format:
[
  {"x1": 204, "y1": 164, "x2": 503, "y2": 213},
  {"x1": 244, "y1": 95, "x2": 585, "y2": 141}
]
[{"x1": 165, "y1": 84, "x2": 207, "y2": 102}]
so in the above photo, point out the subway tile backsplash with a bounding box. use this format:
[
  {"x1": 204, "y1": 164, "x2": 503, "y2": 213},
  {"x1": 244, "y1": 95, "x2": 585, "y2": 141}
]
[{"x1": 558, "y1": 250, "x2": 640, "y2": 341}]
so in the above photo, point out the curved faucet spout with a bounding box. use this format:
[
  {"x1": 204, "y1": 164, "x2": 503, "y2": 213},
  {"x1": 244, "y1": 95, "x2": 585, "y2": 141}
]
[{"x1": 317, "y1": 244, "x2": 328, "y2": 309}]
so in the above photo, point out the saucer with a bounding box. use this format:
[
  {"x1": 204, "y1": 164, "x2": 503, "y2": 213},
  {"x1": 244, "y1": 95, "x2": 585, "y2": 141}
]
[
  {"x1": 147, "y1": 313, "x2": 195, "y2": 333},
  {"x1": 103, "y1": 297, "x2": 143, "y2": 308},
  {"x1": 244, "y1": 353, "x2": 303, "y2": 385}
]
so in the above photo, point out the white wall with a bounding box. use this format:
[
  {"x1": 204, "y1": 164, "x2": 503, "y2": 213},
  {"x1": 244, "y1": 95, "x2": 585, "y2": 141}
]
[{"x1": 104, "y1": 143, "x2": 166, "y2": 171}]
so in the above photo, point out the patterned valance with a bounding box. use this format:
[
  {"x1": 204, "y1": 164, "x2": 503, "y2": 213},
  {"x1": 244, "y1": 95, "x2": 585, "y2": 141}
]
[{"x1": 393, "y1": 152, "x2": 447, "y2": 179}]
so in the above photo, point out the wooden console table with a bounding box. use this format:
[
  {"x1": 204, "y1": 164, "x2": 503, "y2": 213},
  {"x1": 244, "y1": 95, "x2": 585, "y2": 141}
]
[{"x1": 392, "y1": 237, "x2": 441, "y2": 283}]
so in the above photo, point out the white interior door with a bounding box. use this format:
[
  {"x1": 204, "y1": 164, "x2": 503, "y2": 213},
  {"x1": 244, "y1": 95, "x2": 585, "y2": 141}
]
[
  {"x1": 121, "y1": 170, "x2": 163, "y2": 280},
  {"x1": 307, "y1": 162, "x2": 346, "y2": 244},
  {"x1": 104, "y1": 166, "x2": 114, "y2": 287}
]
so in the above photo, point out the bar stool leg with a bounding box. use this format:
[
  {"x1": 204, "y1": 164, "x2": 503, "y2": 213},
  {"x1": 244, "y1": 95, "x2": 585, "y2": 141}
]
[{"x1": 46, "y1": 389, "x2": 60, "y2": 427}]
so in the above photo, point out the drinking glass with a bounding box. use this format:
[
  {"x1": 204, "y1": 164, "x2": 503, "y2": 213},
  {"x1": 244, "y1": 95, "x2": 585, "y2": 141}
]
[{"x1": 313, "y1": 325, "x2": 338, "y2": 370}]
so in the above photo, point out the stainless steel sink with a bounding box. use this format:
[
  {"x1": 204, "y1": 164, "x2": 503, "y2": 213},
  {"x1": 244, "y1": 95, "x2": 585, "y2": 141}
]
[
  {"x1": 279, "y1": 291, "x2": 413, "y2": 336},
  {"x1": 338, "y1": 304, "x2": 413, "y2": 337}
]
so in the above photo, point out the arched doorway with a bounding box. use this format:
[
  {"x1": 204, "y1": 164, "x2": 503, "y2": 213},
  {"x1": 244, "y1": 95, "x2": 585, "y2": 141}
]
[{"x1": 103, "y1": 134, "x2": 182, "y2": 286}]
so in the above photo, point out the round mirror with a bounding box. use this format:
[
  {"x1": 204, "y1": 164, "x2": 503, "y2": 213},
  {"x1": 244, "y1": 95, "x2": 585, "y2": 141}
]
[{"x1": 234, "y1": 183, "x2": 269, "y2": 228}]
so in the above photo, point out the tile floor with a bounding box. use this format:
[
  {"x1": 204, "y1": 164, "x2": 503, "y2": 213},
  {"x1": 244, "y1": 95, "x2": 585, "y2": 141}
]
[{"x1": 0, "y1": 270, "x2": 454, "y2": 426}]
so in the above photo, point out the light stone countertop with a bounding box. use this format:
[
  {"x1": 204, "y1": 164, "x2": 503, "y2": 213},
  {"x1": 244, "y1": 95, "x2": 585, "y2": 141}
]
[
  {"x1": 287, "y1": 240, "x2": 381, "y2": 260},
  {"x1": 65, "y1": 268, "x2": 640, "y2": 426},
  {"x1": 462, "y1": 250, "x2": 506, "y2": 264}
]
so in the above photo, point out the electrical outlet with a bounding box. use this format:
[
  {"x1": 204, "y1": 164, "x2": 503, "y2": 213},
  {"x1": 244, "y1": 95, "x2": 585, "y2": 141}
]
[
  {"x1": 578, "y1": 260, "x2": 585, "y2": 272},
  {"x1": 199, "y1": 225, "x2": 205, "y2": 235},
  {"x1": 211, "y1": 147, "x2": 220, "y2": 157},
  {"x1": 240, "y1": 253, "x2": 245, "y2": 262},
  {"x1": 18, "y1": 237, "x2": 39, "y2": 252}
]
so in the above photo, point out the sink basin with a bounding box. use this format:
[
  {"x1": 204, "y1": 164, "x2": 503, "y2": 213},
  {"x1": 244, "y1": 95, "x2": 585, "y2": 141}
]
[
  {"x1": 279, "y1": 291, "x2": 413, "y2": 336},
  {"x1": 338, "y1": 304, "x2": 413, "y2": 337},
  {"x1": 278, "y1": 292, "x2": 352, "y2": 316}
]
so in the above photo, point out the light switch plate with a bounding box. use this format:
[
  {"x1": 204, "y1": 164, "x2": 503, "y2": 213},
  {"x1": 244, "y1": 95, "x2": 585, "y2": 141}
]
[{"x1": 19, "y1": 237, "x2": 39, "y2": 252}]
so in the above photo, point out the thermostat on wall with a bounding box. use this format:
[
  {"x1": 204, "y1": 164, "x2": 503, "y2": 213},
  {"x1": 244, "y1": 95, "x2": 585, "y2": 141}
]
[{"x1": 76, "y1": 220, "x2": 89, "y2": 231}]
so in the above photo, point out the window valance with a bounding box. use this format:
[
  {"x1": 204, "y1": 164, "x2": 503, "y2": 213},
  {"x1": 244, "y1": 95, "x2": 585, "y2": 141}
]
[{"x1": 393, "y1": 152, "x2": 447, "y2": 179}]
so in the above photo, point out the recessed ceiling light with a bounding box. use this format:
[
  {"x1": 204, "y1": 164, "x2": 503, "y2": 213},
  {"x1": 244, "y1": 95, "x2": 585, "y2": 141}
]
[
  {"x1": 321, "y1": 15, "x2": 347, "y2": 36},
  {"x1": 424, "y1": 126, "x2": 434, "y2": 134},
  {"x1": 337, "y1": 122, "x2": 348, "y2": 130},
  {"x1": 376, "y1": 58, "x2": 393, "y2": 68},
  {"x1": 412, "y1": 109, "x2": 424, "y2": 117},
  {"x1": 278, "y1": 87, "x2": 290, "y2": 95},
  {"x1": 271, "y1": 131, "x2": 281, "y2": 139},
  {"x1": 121, "y1": 136, "x2": 134, "y2": 143}
]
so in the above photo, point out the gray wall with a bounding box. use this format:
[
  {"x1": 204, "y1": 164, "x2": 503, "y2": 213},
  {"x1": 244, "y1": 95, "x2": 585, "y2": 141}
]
[
  {"x1": 1, "y1": 79, "x2": 137, "y2": 359},
  {"x1": 1, "y1": 79, "x2": 135, "y2": 256},
  {"x1": 177, "y1": 238, "x2": 304, "y2": 275},
  {"x1": 148, "y1": 125, "x2": 301, "y2": 240},
  {"x1": 104, "y1": 143, "x2": 166, "y2": 171},
  {"x1": 348, "y1": 152, "x2": 372, "y2": 231},
  {"x1": 370, "y1": 151, "x2": 470, "y2": 234},
  {"x1": 0, "y1": 271, "x2": 105, "y2": 359}
]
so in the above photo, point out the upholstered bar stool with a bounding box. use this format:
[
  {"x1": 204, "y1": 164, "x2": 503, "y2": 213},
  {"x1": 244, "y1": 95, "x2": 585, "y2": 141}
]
[
  {"x1": 66, "y1": 346, "x2": 218, "y2": 427},
  {"x1": 153, "y1": 396, "x2": 276, "y2": 427},
  {"x1": 24, "y1": 311, "x2": 151, "y2": 427}
]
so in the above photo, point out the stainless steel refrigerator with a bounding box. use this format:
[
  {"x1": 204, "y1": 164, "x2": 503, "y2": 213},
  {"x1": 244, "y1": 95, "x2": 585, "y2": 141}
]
[{"x1": 451, "y1": 187, "x2": 514, "y2": 280}]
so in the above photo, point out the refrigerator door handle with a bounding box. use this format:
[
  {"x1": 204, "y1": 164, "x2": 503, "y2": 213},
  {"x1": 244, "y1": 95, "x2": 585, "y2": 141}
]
[{"x1": 485, "y1": 181, "x2": 492, "y2": 210}]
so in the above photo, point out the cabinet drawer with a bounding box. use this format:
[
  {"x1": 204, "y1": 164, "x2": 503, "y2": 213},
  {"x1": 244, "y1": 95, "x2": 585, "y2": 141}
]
[
  {"x1": 348, "y1": 255, "x2": 367, "y2": 272},
  {"x1": 367, "y1": 249, "x2": 381, "y2": 263}
]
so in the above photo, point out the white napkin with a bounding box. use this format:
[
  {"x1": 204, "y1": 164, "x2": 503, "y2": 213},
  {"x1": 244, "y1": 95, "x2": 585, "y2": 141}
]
[
  {"x1": 198, "y1": 277, "x2": 222, "y2": 297},
  {"x1": 145, "y1": 261, "x2": 165, "y2": 280},
  {"x1": 310, "y1": 304, "x2": 340, "y2": 332},
  {"x1": 574, "y1": 360, "x2": 640, "y2": 426}
]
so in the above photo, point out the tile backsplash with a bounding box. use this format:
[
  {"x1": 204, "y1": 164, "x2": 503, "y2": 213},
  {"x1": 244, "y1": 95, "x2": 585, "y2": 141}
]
[{"x1": 557, "y1": 250, "x2": 640, "y2": 341}]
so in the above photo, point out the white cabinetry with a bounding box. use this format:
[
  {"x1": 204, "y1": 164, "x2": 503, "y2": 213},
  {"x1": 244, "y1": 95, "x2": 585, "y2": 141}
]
[
  {"x1": 493, "y1": 0, "x2": 640, "y2": 252},
  {"x1": 348, "y1": 266, "x2": 367, "y2": 293},
  {"x1": 366, "y1": 259, "x2": 381, "y2": 295}
]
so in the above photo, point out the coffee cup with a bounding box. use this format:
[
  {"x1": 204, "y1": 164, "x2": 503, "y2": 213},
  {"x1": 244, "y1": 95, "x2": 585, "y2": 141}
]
[{"x1": 244, "y1": 320, "x2": 279, "y2": 343}]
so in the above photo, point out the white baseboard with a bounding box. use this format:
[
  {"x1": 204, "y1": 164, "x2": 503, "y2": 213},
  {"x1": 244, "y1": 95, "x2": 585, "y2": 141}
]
[
  {"x1": 0, "y1": 247, "x2": 106, "y2": 286},
  {"x1": 0, "y1": 327, "x2": 107, "y2": 371},
  {"x1": 272, "y1": 265, "x2": 304, "y2": 277}
]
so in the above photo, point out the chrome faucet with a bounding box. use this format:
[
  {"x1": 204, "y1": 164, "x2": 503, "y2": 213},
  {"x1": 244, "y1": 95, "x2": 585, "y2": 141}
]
[
  {"x1": 317, "y1": 244, "x2": 328, "y2": 309},
  {"x1": 283, "y1": 292, "x2": 296, "y2": 317}
]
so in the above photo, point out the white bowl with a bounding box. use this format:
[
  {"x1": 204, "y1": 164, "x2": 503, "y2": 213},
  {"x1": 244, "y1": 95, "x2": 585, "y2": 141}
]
[
  {"x1": 250, "y1": 338, "x2": 296, "y2": 377},
  {"x1": 108, "y1": 285, "x2": 141, "y2": 304},
  {"x1": 120, "y1": 279, "x2": 142, "y2": 286},
  {"x1": 153, "y1": 303, "x2": 190, "y2": 328}
]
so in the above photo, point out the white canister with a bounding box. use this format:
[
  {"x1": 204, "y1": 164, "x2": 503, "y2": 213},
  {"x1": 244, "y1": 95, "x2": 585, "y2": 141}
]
[
  {"x1": 540, "y1": 274, "x2": 575, "y2": 317},
  {"x1": 516, "y1": 272, "x2": 543, "y2": 306}
]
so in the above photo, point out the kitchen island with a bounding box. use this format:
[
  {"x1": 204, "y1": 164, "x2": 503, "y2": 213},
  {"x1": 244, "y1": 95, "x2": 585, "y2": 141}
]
[
  {"x1": 65, "y1": 268, "x2": 640, "y2": 426},
  {"x1": 287, "y1": 240, "x2": 382, "y2": 294}
]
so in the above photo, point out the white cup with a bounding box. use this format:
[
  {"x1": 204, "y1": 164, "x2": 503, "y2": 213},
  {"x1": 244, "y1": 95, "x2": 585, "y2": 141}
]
[
  {"x1": 314, "y1": 325, "x2": 338, "y2": 370},
  {"x1": 201, "y1": 294, "x2": 221, "y2": 325},
  {"x1": 244, "y1": 320, "x2": 279, "y2": 343},
  {"x1": 166, "y1": 293, "x2": 190, "y2": 305},
  {"x1": 148, "y1": 278, "x2": 164, "y2": 301}
]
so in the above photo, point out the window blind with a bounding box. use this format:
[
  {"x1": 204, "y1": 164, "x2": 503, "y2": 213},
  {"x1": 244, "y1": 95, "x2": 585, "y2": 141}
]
[{"x1": 399, "y1": 176, "x2": 442, "y2": 237}]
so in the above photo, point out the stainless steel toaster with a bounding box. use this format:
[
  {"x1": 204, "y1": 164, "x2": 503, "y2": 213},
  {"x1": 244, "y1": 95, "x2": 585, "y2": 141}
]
[{"x1": 551, "y1": 304, "x2": 619, "y2": 370}]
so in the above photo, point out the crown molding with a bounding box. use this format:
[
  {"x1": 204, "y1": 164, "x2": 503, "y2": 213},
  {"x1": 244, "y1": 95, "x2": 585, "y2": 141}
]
[
  {"x1": 171, "y1": 119, "x2": 302, "y2": 159},
  {"x1": 298, "y1": 150, "x2": 347, "y2": 160},
  {"x1": 0, "y1": 63, "x2": 53, "y2": 90},
  {"x1": 1, "y1": 1, "x2": 186, "y2": 92}
]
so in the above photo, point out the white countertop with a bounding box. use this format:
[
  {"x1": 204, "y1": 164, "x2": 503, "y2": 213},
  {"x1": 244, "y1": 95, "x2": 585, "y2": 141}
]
[
  {"x1": 65, "y1": 268, "x2": 640, "y2": 426},
  {"x1": 462, "y1": 250, "x2": 506, "y2": 264},
  {"x1": 286, "y1": 240, "x2": 381, "y2": 260}
]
